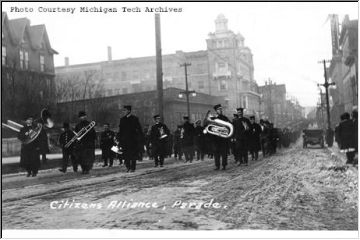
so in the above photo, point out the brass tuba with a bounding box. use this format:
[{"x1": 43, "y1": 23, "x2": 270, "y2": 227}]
[
  {"x1": 1, "y1": 108, "x2": 54, "y2": 144},
  {"x1": 203, "y1": 111, "x2": 234, "y2": 138}
]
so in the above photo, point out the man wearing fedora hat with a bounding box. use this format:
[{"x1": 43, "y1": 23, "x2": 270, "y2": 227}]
[
  {"x1": 74, "y1": 111, "x2": 96, "y2": 174},
  {"x1": 149, "y1": 114, "x2": 170, "y2": 167},
  {"x1": 208, "y1": 104, "x2": 231, "y2": 170},
  {"x1": 117, "y1": 105, "x2": 143, "y2": 172}
]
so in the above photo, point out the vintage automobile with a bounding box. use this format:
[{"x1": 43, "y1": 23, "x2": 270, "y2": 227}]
[{"x1": 302, "y1": 129, "x2": 324, "y2": 148}]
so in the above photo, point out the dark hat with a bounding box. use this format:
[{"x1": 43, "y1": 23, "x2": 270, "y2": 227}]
[
  {"x1": 177, "y1": 124, "x2": 182, "y2": 128},
  {"x1": 78, "y1": 111, "x2": 86, "y2": 118},
  {"x1": 236, "y1": 107, "x2": 244, "y2": 112},
  {"x1": 153, "y1": 114, "x2": 160, "y2": 119},
  {"x1": 249, "y1": 115, "x2": 255, "y2": 119},
  {"x1": 63, "y1": 122, "x2": 70, "y2": 128},
  {"x1": 183, "y1": 116, "x2": 189, "y2": 120},
  {"x1": 213, "y1": 104, "x2": 222, "y2": 111},
  {"x1": 123, "y1": 105, "x2": 132, "y2": 111}
]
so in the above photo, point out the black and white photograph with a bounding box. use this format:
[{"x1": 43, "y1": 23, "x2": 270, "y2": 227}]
[{"x1": 1, "y1": 1, "x2": 358, "y2": 238}]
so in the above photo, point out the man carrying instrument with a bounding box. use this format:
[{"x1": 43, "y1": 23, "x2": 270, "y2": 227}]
[
  {"x1": 209, "y1": 104, "x2": 231, "y2": 170},
  {"x1": 58, "y1": 122, "x2": 76, "y2": 173},
  {"x1": 75, "y1": 111, "x2": 96, "y2": 174},
  {"x1": 117, "y1": 105, "x2": 143, "y2": 173},
  {"x1": 233, "y1": 107, "x2": 251, "y2": 166},
  {"x1": 149, "y1": 114, "x2": 170, "y2": 167},
  {"x1": 18, "y1": 116, "x2": 41, "y2": 177},
  {"x1": 100, "y1": 123, "x2": 115, "y2": 167}
]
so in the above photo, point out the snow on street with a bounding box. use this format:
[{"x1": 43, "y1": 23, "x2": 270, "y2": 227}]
[{"x1": 2, "y1": 141, "x2": 358, "y2": 230}]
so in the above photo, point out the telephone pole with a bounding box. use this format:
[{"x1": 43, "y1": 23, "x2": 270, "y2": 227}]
[
  {"x1": 155, "y1": 14, "x2": 164, "y2": 121},
  {"x1": 318, "y1": 59, "x2": 335, "y2": 146},
  {"x1": 179, "y1": 63, "x2": 195, "y2": 119}
]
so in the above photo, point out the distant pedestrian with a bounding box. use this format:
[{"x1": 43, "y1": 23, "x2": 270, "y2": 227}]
[{"x1": 173, "y1": 125, "x2": 183, "y2": 160}]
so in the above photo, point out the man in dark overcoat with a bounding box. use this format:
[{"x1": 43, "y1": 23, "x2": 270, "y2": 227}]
[
  {"x1": 338, "y1": 112, "x2": 357, "y2": 164},
  {"x1": 233, "y1": 108, "x2": 251, "y2": 166},
  {"x1": 100, "y1": 123, "x2": 115, "y2": 167},
  {"x1": 74, "y1": 111, "x2": 96, "y2": 174},
  {"x1": 206, "y1": 104, "x2": 231, "y2": 170},
  {"x1": 117, "y1": 105, "x2": 143, "y2": 172},
  {"x1": 194, "y1": 120, "x2": 205, "y2": 161},
  {"x1": 58, "y1": 122, "x2": 76, "y2": 173},
  {"x1": 181, "y1": 116, "x2": 195, "y2": 163},
  {"x1": 248, "y1": 116, "x2": 262, "y2": 161},
  {"x1": 173, "y1": 125, "x2": 183, "y2": 160},
  {"x1": 18, "y1": 117, "x2": 41, "y2": 177},
  {"x1": 149, "y1": 114, "x2": 170, "y2": 167}
]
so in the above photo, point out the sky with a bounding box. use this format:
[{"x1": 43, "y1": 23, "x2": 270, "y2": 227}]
[{"x1": 2, "y1": 2, "x2": 358, "y2": 107}]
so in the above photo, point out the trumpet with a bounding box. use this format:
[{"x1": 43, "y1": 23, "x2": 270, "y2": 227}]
[
  {"x1": 2, "y1": 108, "x2": 54, "y2": 144},
  {"x1": 64, "y1": 121, "x2": 96, "y2": 149},
  {"x1": 203, "y1": 111, "x2": 234, "y2": 138}
]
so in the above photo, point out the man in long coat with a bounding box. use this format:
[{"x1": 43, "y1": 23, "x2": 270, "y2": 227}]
[
  {"x1": 206, "y1": 104, "x2": 231, "y2": 170},
  {"x1": 233, "y1": 108, "x2": 251, "y2": 166},
  {"x1": 180, "y1": 116, "x2": 195, "y2": 163},
  {"x1": 18, "y1": 117, "x2": 41, "y2": 177},
  {"x1": 338, "y1": 112, "x2": 357, "y2": 164},
  {"x1": 149, "y1": 114, "x2": 170, "y2": 167},
  {"x1": 117, "y1": 105, "x2": 143, "y2": 172},
  {"x1": 248, "y1": 116, "x2": 262, "y2": 161},
  {"x1": 75, "y1": 111, "x2": 96, "y2": 174}
]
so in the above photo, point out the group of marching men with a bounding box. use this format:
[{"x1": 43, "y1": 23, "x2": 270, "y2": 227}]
[{"x1": 18, "y1": 103, "x2": 295, "y2": 176}]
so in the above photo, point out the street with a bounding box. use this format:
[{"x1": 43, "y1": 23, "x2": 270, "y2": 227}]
[{"x1": 2, "y1": 141, "x2": 358, "y2": 230}]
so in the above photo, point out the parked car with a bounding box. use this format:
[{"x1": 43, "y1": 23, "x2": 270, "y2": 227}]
[{"x1": 303, "y1": 129, "x2": 324, "y2": 148}]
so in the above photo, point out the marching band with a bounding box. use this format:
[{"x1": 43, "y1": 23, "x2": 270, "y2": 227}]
[{"x1": 4, "y1": 104, "x2": 301, "y2": 177}]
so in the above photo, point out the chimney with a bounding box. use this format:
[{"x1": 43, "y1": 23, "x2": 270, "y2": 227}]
[
  {"x1": 65, "y1": 57, "x2": 69, "y2": 66},
  {"x1": 107, "y1": 46, "x2": 112, "y2": 61}
]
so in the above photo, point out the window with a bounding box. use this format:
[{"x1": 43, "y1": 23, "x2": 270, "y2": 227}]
[
  {"x1": 19, "y1": 50, "x2": 24, "y2": 69},
  {"x1": 24, "y1": 51, "x2": 29, "y2": 69},
  {"x1": 198, "y1": 80, "x2": 204, "y2": 89},
  {"x1": 121, "y1": 71, "x2": 127, "y2": 81},
  {"x1": 40, "y1": 55, "x2": 45, "y2": 72},
  {"x1": 219, "y1": 80, "x2": 227, "y2": 90},
  {"x1": 2, "y1": 46, "x2": 6, "y2": 65}
]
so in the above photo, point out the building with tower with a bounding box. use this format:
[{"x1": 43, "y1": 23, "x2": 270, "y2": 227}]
[{"x1": 56, "y1": 14, "x2": 260, "y2": 120}]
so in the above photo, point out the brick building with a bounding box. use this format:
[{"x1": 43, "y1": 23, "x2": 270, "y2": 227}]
[
  {"x1": 55, "y1": 14, "x2": 260, "y2": 116},
  {"x1": 56, "y1": 87, "x2": 225, "y2": 131},
  {"x1": 1, "y1": 12, "x2": 58, "y2": 121},
  {"x1": 258, "y1": 83, "x2": 304, "y2": 127}
]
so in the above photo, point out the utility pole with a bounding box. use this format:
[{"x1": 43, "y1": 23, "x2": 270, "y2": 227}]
[
  {"x1": 155, "y1": 14, "x2": 164, "y2": 122},
  {"x1": 266, "y1": 78, "x2": 274, "y2": 123},
  {"x1": 179, "y1": 63, "x2": 195, "y2": 119},
  {"x1": 318, "y1": 59, "x2": 335, "y2": 146}
]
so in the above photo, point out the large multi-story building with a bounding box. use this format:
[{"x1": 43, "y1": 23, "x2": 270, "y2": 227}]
[
  {"x1": 1, "y1": 12, "x2": 58, "y2": 121},
  {"x1": 328, "y1": 14, "x2": 358, "y2": 127},
  {"x1": 55, "y1": 14, "x2": 260, "y2": 117}
]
